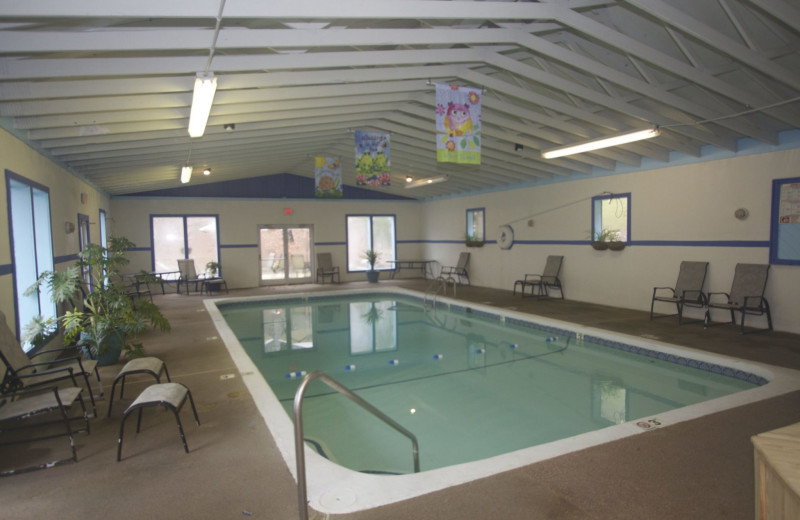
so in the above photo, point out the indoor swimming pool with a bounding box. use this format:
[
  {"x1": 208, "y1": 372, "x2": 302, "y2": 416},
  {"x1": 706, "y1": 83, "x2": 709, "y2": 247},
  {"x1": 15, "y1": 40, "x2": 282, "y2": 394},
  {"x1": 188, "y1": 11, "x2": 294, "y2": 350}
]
[{"x1": 206, "y1": 288, "x2": 800, "y2": 514}]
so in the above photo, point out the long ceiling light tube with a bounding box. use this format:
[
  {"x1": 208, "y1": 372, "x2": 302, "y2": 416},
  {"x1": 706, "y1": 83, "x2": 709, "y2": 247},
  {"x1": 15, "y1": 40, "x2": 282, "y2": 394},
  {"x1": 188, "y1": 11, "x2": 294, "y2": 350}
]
[
  {"x1": 188, "y1": 72, "x2": 217, "y2": 138},
  {"x1": 404, "y1": 175, "x2": 448, "y2": 189},
  {"x1": 180, "y1": 166, "x2": 193, "y2": 184},
  {"x1": 541, "y1": 126, "x2": 660, "y2": 159}
]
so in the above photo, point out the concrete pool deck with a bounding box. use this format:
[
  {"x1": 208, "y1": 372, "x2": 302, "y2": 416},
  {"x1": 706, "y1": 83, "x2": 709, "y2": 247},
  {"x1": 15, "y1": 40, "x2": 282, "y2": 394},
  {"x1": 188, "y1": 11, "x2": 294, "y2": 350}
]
[{"x1": 2, "y1": 280, "x2": 799, "y2": 520}]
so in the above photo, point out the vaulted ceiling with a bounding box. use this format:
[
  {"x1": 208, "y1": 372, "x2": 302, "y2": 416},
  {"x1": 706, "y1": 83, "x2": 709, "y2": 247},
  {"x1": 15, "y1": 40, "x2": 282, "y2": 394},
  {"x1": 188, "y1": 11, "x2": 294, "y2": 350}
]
[{"x1": 1, "y1": 0, "x2": 798, "y2": 199}]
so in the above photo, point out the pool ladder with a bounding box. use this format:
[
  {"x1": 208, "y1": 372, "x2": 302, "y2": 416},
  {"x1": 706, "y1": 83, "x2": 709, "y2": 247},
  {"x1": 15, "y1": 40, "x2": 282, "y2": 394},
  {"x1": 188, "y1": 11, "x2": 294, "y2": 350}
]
[
  {"x1": 293, "y1": 370, "x2": 420, "y2": 520},
  {"x1": 424, "y1": 275, "x2": 456, "y2": 307}
]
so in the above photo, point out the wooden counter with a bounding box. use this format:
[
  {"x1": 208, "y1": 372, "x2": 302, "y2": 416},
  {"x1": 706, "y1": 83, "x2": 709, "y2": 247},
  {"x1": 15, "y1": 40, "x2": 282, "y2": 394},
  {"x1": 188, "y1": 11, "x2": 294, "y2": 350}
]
[{"x1": 752, "y1": 422, "x2": 800, "y2": 520}]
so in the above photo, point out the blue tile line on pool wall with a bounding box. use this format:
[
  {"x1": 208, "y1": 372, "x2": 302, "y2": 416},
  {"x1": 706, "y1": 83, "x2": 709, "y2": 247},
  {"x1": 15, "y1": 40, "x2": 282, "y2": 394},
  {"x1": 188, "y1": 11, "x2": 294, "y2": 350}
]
[{"x1": 227, "y1": 292, "x2": 768, "y2": 387}]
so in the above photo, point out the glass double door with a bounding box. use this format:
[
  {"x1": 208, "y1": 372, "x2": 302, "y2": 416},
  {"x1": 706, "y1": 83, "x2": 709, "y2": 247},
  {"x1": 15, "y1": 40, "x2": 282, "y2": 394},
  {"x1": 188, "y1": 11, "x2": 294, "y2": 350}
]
[{"x1": 259, "y1": 225, "x2": 313, "y2": 285}]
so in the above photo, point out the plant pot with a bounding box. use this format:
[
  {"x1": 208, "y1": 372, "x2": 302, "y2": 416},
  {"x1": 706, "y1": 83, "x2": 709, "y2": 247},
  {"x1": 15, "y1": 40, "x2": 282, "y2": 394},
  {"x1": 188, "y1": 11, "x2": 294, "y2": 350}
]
[
  {"x1": 80, "y1": 329, "x2": 124, "y2": 366},
  {"x1": 607, "y1": 241, "x2": 626, "y2": 251},
  {"x1": 465, "y1": 241, "x2": 484, "y2": 248},
  {"x1": 591, "y1": 241, "x2": 609, "y2": 251},
  {"x1": 366, "y1": 270, "x2": 380, "y2": 283}
]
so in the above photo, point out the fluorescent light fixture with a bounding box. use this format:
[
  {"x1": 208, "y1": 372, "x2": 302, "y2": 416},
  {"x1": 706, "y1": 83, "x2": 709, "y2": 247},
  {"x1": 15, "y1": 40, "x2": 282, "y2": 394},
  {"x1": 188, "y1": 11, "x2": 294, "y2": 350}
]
[
  {"x1": 541, "y1": 126, "x2": 660, "y2": 159},
  {"x1": 404, "y1": 175, "x2": 448, "y2": 189},
  {"x1": 188, "y1": 72, "x2": 217, "y2": 138},
  {"x1": 180, "y1": 166, "x2": 193, "y2": 184}
]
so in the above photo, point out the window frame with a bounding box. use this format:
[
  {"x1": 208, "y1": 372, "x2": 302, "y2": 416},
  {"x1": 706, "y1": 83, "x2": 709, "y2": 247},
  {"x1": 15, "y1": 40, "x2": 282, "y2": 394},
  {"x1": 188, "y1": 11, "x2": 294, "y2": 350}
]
[
  {"x1": 466, "y1": 207, "x2": 485, "y2": 241},
  {"x1": 591, "y1": 193, "x2": 631, "y2": 244},
  {"x1": 5, "y1": 170, "x2": 55, "y2": 348},
  {"x1": 345, "y1": 214, "x2": 397, "y2": 273},
  {"x1": 149, "y1": 214, "x2": 220, "y2": 274}
]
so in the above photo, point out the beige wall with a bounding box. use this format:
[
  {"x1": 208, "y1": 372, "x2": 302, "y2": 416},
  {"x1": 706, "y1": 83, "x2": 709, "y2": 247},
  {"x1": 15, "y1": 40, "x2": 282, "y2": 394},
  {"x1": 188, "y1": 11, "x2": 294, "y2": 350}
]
[
  {"x1": 0, "y1": 129, "x2": 110, "y2": 335},
  {"x1": 420, "y1": 148, "x2": 800, "y2": 333},
  {"x1": 2, "y1": 123, "x2": 799, "y2": 335}
]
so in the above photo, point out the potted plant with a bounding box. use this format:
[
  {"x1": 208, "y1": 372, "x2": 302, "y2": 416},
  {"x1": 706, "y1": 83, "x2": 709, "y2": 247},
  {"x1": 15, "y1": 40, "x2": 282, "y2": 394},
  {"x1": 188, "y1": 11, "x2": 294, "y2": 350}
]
[
  {"x1": 465, "y1": 233, "x2": 484, "y2": 248},
  {"x1": 205, "y1": 261, "x2": 221, "y2": 278},
  {"x1": 590, "y1": 229, "x2": 620, "y2": 251},
  {"x1": 24, "y1": 236, "x2": 170, "y2": 365},
  {"x1": 364, "y1": 249, "x2": 380, "y2": 283}
]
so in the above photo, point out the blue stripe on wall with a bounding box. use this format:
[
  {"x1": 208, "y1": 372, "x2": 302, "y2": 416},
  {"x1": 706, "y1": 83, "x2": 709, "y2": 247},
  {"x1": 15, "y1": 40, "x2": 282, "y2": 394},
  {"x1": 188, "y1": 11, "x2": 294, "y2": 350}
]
[
  {"x1": 0, "y1": 263, "x2": 12, "y2": 276},
  {"x1": 54, "y1": 254, "x2": 79, "y2": 264}
]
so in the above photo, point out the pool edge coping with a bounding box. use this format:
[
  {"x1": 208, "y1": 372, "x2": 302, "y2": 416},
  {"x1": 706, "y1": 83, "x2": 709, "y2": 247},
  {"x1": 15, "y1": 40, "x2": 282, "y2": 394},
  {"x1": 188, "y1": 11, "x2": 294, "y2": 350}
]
[{"x1": 204, "y1": 287, "x2": 800, "y2": 515}]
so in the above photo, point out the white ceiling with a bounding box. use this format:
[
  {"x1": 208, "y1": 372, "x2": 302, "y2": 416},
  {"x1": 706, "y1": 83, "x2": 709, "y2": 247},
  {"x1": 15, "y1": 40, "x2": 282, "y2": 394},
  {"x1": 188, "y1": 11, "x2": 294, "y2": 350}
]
[{"x1": 1, "y1": 0, "x2": 799, "y2": 199}]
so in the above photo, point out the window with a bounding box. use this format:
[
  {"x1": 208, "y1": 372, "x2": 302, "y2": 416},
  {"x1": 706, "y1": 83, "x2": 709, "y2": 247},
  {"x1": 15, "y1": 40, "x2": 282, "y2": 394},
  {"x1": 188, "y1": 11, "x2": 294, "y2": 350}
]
[
  {"x1": 346, "y1": 215, "x2": 396, "y2": 272},
  {"x1": 98, "y1": 209, "x2": 108, "y2": 286},
  {"x1": 6, "y1": 172, "x2": 55, "y2": 349},
  {"x1": 592, "y1": 193, "x2": 630, "y2": 243},
  {"x1": 98, "y1": 209, "x2": 107, "y2": 247},
  {"x1": 78, "y1": 213, "x2": 91, "y2": 288},
  {"x1": 466, "y1": 208, "x2": 485, "y2": 241},
  {"x1": 151, "y1": 215, "x2": 219, "y2": 273}
]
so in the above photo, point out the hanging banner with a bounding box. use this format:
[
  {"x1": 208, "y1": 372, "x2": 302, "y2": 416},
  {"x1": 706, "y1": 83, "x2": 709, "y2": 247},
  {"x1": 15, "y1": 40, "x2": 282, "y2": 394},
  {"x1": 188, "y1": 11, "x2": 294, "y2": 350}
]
[
  {"x1": 435, "y1": 83, "x2": 481, "y2": 164},
  {"x1": 354, "y1": 130, "x2": 391, "y2": 186},
  {"x1": 314, "y1": 156, "x2": 342, "y2": 198}
]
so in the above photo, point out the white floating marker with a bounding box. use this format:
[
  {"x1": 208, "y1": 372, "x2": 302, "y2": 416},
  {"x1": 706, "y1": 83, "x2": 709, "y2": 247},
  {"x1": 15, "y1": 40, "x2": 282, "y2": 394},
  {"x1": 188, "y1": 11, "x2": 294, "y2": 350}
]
[
  {"x1": 388, "y1": 359, "x2": 400, "y2": 365},
  {"x1": 545, "y1": 336, "x2": 559, "y2": 343},
  {"x1": 345, "y1": 364, "x2": 356, "y2": 371},
  {"x1": 285, "y1": 370, "x2": 307, "y2": 379},
  {"x1": 509, "y1": 343, "x2": 518, "y2": 349},
  {"x1": 433, "y1": 354, "x2": 444, "y2": 360},
  {"x1": 475, "y1": 348, "x2": 485, "y2": 354}
]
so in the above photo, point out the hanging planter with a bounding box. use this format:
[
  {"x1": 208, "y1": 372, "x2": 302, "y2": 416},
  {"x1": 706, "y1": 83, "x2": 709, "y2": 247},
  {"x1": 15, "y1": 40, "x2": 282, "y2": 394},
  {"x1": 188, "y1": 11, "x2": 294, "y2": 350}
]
[
  {"x1": 607, "y1": 241, "x2": 626, "y2": 251},
  {"x1": 591, "y1": 241, "x2": 609, "y2": 251}
]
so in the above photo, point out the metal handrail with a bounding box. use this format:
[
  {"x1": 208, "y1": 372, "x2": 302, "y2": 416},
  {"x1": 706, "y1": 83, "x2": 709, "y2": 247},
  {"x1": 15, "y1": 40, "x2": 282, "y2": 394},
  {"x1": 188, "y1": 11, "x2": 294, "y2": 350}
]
[{"x1": 293, "y1": 370, "x2": 420, "y2": 520}]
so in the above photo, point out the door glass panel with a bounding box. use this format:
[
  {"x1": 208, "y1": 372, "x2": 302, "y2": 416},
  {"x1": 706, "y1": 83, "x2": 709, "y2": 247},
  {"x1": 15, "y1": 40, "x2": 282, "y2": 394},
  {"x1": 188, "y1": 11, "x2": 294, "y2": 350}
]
[
  {"x1": 187, "y1": 216, "x2": 218, "y2": 275},
  {"x1": 152, "y1": 217, "x2": 185, "y2": 272},
  {"x1": 259, "y1": 226, "x2": 313, "y2": 284},
  {"x1": 260, "y1": 227, "x2": 286, "y2": 282},
  {"x1": 287, "y1": 227, "x2": 311, "y2": 279}
]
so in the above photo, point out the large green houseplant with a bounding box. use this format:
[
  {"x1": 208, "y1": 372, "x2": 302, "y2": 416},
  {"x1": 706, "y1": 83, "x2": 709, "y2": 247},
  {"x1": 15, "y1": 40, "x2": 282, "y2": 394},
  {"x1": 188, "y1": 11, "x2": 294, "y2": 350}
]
[{"x1": 25, "y1": 236, "x2": 170, "y2": 364}]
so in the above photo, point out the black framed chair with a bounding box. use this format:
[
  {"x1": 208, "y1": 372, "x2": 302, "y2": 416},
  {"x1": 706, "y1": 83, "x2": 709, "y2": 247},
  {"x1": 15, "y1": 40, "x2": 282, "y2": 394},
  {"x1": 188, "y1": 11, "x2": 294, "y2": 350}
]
[
  {"x1": 316, "y1": 253, "x2": 340, "y2": 284},
  {"x1": 0, "y1": 311, "x2": 100, "y2": 417},
  {"x1": 650, "y1": 261, "x2": 708, "y2": 324},
  {"x1": 705, "y1": 263, "x2": 772, "y2": 334},
  {"x1": 440, "y1": 252, "x2": 470, "y2": 285},
  {"x1": 176, "y1": 259, "x2": 203, "y2": 294},
  {"x1": 0, "y1": 384, "x2": 90, "y2": 476},
  {"x1": 513, "y1": 255, "x2": 564, "y2": 299}
]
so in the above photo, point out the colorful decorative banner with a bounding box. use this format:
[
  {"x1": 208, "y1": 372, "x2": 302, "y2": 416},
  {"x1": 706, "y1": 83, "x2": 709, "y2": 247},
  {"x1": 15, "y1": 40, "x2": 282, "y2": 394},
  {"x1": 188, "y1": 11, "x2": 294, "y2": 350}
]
[
  {"x1": 435, "y1": 83, "x2": 482, "y2": 164},
  {"x1": 354, "y1": 131, "x2": 391, "y2": 186},
  {"x1": 314, "y1": 156, "x2": 342, "y2": 198}
]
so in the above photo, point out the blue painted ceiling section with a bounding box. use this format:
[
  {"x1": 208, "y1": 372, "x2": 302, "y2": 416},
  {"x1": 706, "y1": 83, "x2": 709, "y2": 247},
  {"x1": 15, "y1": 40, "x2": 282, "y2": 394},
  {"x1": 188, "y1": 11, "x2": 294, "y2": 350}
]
[{"x1": 123, "y1": 173, "x2": 414, "y2": 200}]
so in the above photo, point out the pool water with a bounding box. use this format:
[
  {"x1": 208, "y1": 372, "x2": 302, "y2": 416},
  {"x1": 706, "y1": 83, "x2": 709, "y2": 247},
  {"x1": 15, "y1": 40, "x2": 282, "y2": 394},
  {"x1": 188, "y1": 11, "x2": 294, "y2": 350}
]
[{"x1": 219, "y1": 293, "x2": 759, "y2": 475}]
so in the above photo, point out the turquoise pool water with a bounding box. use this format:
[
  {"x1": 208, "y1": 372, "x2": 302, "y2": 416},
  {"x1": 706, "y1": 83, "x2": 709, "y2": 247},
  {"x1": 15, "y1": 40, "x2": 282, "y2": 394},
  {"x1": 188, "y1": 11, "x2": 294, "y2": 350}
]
[{"x1": 219, "y1": 293, "x2": 760, "y2": 475}]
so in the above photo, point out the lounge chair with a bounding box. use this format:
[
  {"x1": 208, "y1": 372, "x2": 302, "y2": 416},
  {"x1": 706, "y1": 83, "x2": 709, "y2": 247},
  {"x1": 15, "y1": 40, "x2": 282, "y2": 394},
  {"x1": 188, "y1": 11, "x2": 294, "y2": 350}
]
[
  {"x1": 0, "y1": 311, "x2": 100, "y2": 417},
  {"x1": 705, "y1": 263, "x2": 772, "y2": 334},
  {"x1": 0, "y1": 384, "x2": 90, "y2": 476},
  {"x1": 513, "y1": 255, "x2": 564, "y2": 299},
  {"x1": 177, "y1": 259, "x2": 204, "y2": 294},
  {"x1": 649, "y1": 261, "x2": 708, "y2": 324},
  {"x1": 440, "y1": 252, "x2": 470, "y2": 285},
  {"x1": 316, "y1": 253, "x2": 340, "y2": 284}
]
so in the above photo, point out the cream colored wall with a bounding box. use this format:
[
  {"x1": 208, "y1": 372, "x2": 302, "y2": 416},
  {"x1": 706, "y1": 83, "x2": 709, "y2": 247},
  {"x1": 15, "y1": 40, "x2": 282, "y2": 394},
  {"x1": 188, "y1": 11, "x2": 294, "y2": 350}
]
[
  {"x1": 421, "y1": 148, "x2": 800, "y2": 334},
  {"x1": 0, "y1": 129, "x2": 110, "y2": 335},
  {"x1": 109, "y1": 197, "x2": 423, "y2": 288},
  {"x1": 2, "y1": 121, "x2": 799, "y2": 335}
]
